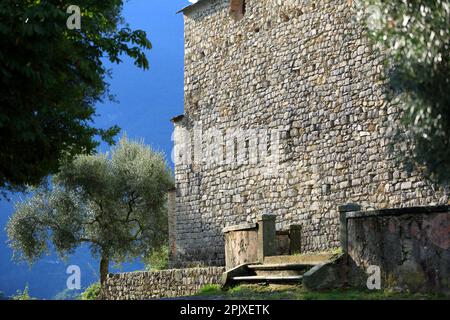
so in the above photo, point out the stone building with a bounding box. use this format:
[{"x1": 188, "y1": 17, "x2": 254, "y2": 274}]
[{"x1": 168, "y1": 0, "x2": 448, "y2": 268}]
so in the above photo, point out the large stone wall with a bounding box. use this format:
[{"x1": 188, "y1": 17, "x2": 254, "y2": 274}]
[
  {"x1": 101, "y1": 267, "x2": 225, "y2": 300},
  {"x1": 171, "y1": 0, "x2": 448, "y2": 267}
]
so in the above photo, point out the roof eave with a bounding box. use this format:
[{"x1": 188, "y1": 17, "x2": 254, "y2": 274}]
[
  {"x1": 171, "y1": 114, "x2": 185, "y2": 123},
  {"x1": 177, "y1": 0, "x2": 210, "y2": 14}
]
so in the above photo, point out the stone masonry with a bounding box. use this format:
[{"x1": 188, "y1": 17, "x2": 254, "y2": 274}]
[
  {"x1": 302, "y1": 205, "x2": 450, "y2": 294},
  {"x1": 101, "y1": 267, "x2": 225, "y2": 300},
  {"x1": 170, "y1": 0, "x2": 448, "y2": 268},
  {"x1": 345, "y1": 206, "x2": 450, "y2": 293}
]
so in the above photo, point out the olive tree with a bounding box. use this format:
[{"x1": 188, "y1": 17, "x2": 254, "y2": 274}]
[
  {"x1": 357, "y1": 0, "x2": 450, "y2": 183},
  {"x1": 7, "y1": 137, "x2": 174, "y2": 285}
]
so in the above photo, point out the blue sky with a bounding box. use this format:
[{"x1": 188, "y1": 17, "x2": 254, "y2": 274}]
[
  {"x1": 95, "y1": 0, "x2": 187, "y2": 156},
  {"x1": 0, "y1": 0, "x2": 191, "y2": 298}
]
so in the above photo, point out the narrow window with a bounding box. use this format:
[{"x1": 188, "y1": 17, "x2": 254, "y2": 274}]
[
  {"x1": 244, "y1": 139, "x2": 250, "y2": 160},
  {"x1": 190, "y1": 133, "x2": 195, "y2": 166},
  {"x1": 230, "y1": 0, "x2": 246, "y2": 21},
  {"x1": 233, "y1": 137, "x2": 238, "y2": 162},
  {"x1": 267, "y1": 132, "x2": 272, "y2": 157},
  {"x1": 222, "y1": 132, "x2": 227, "y2": 163},
  {"x1": 210, "y1": 136, "x2": 216, "y2": 165}
]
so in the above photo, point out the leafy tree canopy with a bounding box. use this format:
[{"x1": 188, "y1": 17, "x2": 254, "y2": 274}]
[
  {"x1": 7, "y1": 137, "x2": 174, "y2": 284},
  {"x1": 144, "y1": 244, "x2": 169, "y2": 271},
  {"x1": 358, "y1": 0, "x2": 450, "y2": 183},
  {"x1": 0, "y1": 0, "x2": 151, "y2": 194}
]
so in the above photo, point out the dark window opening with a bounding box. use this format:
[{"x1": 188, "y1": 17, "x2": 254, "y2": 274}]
[
  {"x1": 267, "y1": 132, "x2": 272, "y2": 157},
  {"x1": 222, "y1": 132, "x2": 227, "y2": 162},
  {"x1": 233, "y1": 137, "x2": 238, "y2": 162},
  {"x1": 190, "y1": 134, "x2": 195, "y2": 165},
  {"x1": 245, "y1": 139, "x2": 250, "y2": 160},
  {"x1": 230, "y1": 0, "x2": 246, "y2": 21}
]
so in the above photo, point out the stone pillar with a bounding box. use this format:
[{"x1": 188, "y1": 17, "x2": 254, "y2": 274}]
[
  {"x1": 289, "y1": 224, "x2": 302, "y2": 254},
  {"x1": 257, "y1": 214, "x2": 277, "y2": 262},
  {"x1": 338, "y1": 203, "x2": 361, "y2": 253},
  {"x1": 167, "y1": 188, "x2": 177, "y2": 268}
]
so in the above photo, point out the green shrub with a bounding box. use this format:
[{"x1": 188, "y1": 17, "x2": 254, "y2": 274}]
[
  {"x1": 11, "y1": 285, "x2": 35, "y2": 300},
  {"x1": 145, "y1": 245, "x2": 169, "y2": 271},
  {"x1": 53, "y1": 288, "x2": 82, "y2": 300},
  {"x1": 80, "y1": 283, "x2": 101, "y2": 300}
]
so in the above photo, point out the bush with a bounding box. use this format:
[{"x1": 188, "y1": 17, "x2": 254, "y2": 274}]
[
  {"x1": 80, "y1": 283, "x2": 102, "y2": 300},
  {"x1": 11, "y1": 285, "x2": 35, "y2": 300},
  {"x1": 53, "y1": 288, "x2": 82, "y2": 300},
  {"x1": 145, "y1": 245, "x2": 169, "y2": 271}
]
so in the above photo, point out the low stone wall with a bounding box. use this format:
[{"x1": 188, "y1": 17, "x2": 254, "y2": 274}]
[
  {"x1": 342, "y1": 205, "x2": 450, "y2": 294},
  {"x1": 101, "y1": 267, "x2": 225, "y2": 300}
]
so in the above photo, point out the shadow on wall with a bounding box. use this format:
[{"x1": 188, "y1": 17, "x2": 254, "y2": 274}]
[{"x1": 304, "y1": 204, "x2": 450, "y2": 295}]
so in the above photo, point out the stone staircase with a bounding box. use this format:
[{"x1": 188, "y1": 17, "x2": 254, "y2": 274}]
[{"x1": 225, "y1": 253, "x2": 336, "y2": 286}]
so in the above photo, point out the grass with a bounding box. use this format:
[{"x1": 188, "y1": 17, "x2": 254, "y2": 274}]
[{"x1": 195, "y1": 284, "x2": 449, "y2": 300}]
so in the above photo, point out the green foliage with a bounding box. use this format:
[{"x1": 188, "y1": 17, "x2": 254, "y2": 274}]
[
  {"x1": 53, "y1": 288, "x2": 82, "y2": 300},
  {"x1": 0, "y1": 1, "x2": 151, "y2": 194},
  {"x1": 144, "y1": 245, "x2": 169, "y2": 271},
  {"x1": 11, "y1": 285, "x2": 35, "y2": 300},
  {"x1": 197, "y1": 284, "x2": 222, "y2": 295},
  {"x1": 7, "y1": 137, "x2": 174, "y2": 282},
  {"x1": 358, "y1": 0, "x2": 450, "y2": 183},
  {"x1": 80, "y1": 282, "x2": 101, "y2": 300}
]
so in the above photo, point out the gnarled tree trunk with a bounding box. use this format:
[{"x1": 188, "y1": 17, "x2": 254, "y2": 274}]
[{"x1": 100, "y1": 255, "x2": 109, "y2": 286}]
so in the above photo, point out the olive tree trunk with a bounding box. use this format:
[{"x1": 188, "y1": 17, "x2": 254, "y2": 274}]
[{"x1": 100, "y1": 255, "x2": 109, "y2": 286}]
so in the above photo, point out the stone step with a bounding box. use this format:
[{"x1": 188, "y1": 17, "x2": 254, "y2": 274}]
[
  {"x1": 247, "y1": 263, "x2": 313, "y2": 277},
  {"x1": 248, "y1": 263, "x2": 314, "y2": 270},
  {"x1": 231, "y1": 275, "x2": 303, "y2": 283},
  {"x1": 263, "y1": 253, "x2": 335, "y2": 265},
  {"x1": 223, "y1": 253, "x2": 338, "y2": 287}
]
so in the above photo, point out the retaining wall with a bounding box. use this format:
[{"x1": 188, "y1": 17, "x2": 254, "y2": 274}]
[
  {"x1": 341, "y1": 205, "x2": 450, "y2": 293},
  {"x1": 101, "y1": 267, "x2": 225, "y2": 300}
]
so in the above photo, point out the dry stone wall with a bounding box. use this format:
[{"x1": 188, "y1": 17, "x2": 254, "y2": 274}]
[
  {"x1": 171, "y1": 0, "x2": 448, "y2": 267},
  {"x1": 101, "y1": 267, "x2": 225, "y2": 300}
]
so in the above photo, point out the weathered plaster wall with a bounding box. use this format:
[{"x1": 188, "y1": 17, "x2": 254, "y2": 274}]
[
  {"x1": 223, "y1": 223, "x2": 258, "y2": 269},
  {"x1": 346, "y1": 206, "x2": 450, "y2": 293},
  {"x1": 101, "y1": 267, "x2": 225, "y2": 300},
  {"x1": 171, "y1": 0, "x2": 448, "y2": 267}
]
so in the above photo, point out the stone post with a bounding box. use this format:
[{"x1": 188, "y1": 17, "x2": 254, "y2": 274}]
[
  {"x1": 289, "y1": 224, "x2": 302, "y2": 254},
  {"x1": 257, "y1": 214, "x2": 277, "y2": 263},
  {"x1": 167, "y1": 188, "x2": 177, "y2": 268},
  {"x1": 338, "y1": 203, "x2": 361, "y2": 253}
]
